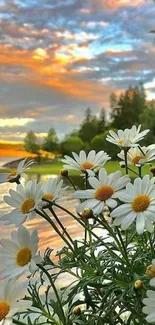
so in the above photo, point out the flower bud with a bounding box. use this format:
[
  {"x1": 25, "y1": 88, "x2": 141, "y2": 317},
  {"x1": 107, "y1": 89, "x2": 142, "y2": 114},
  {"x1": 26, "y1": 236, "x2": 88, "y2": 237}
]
[
  {"x1": 93, "y1": 270, "x2": 99, "y2": 276},
  {"x1": 81, "y1": 208, "x2": 94, "y2": 220},
  {"x1": 73, "y1": 306, "x2": 81, "y2": 315},
  {"x1": 134, "y1": 280, "x2": 143, "y2": 289},
  {"x1": 146, "y1": 264, "x2": 155, "y2": 277},
  {"x1": 60, "y1": 169, "x2": 68, "y2": 177},
  {"x1": 150, "y1": 166, "x2": 155, "y2": 176}
]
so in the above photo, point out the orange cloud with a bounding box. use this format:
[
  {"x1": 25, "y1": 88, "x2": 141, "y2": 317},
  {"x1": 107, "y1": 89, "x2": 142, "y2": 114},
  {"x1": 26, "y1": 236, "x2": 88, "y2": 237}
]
[
  {"x1": 0, "y1": 45, "x2": 122, "y2": 105},
  {"x1": 91, "y1": 0, "x2": 144, "y2": 9}
]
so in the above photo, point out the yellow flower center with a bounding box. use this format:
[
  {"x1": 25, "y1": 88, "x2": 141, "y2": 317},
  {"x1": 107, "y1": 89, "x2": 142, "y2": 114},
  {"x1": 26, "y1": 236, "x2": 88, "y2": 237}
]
[
  {"x1": 7, "y1": 170, "x2": 17, "y2": 180},
  {"x1": 132, "y1": 194, "x2": 150, "y2": 212},
  {"x1": 132, "y1": 155, "x2": 144, "y2": 164},
  {"x1": 16, "y1": 247, "x2": 32, "y2": 266},
  {"x1": 20, "y1": 198, "x2": 35, "y2": 214},
  {"x1": 80, "y1": 162, "x2": 94, "y2": 170},
  {"x1": 0, "y1": 301, "x2": 10, "y2": 321},
  {"x1": 43, "y1": 193, "x2": 54, "y2": 200},
  {"x1": 118, "y1": 139, "x2": 124, "y2": 146},
  {"x1": 95, "y1": 185, "x2": 114, "y2": 201}
]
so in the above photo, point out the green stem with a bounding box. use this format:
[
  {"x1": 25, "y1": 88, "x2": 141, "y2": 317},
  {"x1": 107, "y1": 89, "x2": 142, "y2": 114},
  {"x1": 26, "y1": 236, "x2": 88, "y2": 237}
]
[
  {"x1": 54, "y1": 263, "x2": 81, "y2": 279},
  {"x1": 96, "y1": 217, "x2": 129, "y2": 263},
  {"x1": 48, "y1": 205, "x2": 74, "y2": 246},
  {"x1": 67, "y1": 175, "x2": 77, "y2": 190},
  {"x1": 13, "y1": 320, "x2": 28, "y2": 325},
  {"x1": 127, "y1": 231, "x2": 136, "y2": 246},
  {"x1": 35, "y1": 209, "x2": 74, "y2": 253},
  {"x1": 88, "y1": 221, "x2": 93, "y2": 248},
  {"x1": 127, "y1": 167, "x2": 139, "y2": 177},
  {"x1": 38, "y1": 264, "x2": 66, "y2": 325},
  {"x1": 124, "y1": 149, "x2": 128, "y2": 175},
  {"x1": 84, "y1": 172, "x2": 89, "y2": 243},
  {"x1": 115, "y1": 227, "x2": 130, "y2": 266},
  {"x1": 138, "y1": 166, "x2": 142, "y2": 178}
]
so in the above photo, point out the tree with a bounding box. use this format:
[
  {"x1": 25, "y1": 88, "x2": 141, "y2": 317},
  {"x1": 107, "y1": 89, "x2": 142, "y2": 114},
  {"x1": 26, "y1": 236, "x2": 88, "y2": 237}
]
[
  {"x1": 79, "y1": 108, "x2": 98, "y2": 143},
  {"x1": 24, "y1": 131, "x2": 40, "y2": 154},
  {"x1": 139, "y1": 100, "x2": 155, "y2": 146},
  {"x1": 42, "y1": 128, "x2": 59, "y2": 153},
  {"x1": 61, "y1": 136, "x2": 85, "y2": 155},
  {"x1": 110, "y1": 92, "x2": 117, "y2": 111},
  {"x1": 97, "y1": 108, "x2": 106, "y2": 134},
  {"x1": 110, "y1": 84, "x2": 146, "y2": 129}
]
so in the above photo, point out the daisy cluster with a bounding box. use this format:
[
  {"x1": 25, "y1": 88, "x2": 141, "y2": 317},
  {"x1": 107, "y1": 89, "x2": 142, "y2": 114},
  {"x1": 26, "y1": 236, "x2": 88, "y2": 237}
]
[
  {"x1": 0, "y1": 159, "x2": 68, "y2": 325},
  {"x1": 63, "y1": 125, "x2": 155, "y2": 323},
  {"x1": 0, "y1": 125, "x2": 155, "y2": 323}
]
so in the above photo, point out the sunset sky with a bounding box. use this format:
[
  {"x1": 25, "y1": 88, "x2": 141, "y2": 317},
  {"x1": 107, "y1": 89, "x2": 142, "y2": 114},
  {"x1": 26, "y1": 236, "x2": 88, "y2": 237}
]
[{"x1": 0, "y1": 0, "x2": 155, "y2": 142}]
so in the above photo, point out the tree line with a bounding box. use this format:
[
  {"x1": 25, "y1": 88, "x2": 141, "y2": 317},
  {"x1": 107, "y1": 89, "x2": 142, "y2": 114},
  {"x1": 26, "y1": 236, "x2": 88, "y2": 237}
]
[{"x1": 24, "y1": 84, "x2": 155, "y2": 160}]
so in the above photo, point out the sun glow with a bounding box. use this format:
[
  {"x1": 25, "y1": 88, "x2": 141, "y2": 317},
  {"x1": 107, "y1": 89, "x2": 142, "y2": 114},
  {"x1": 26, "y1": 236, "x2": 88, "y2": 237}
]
[{"x1": 0, "y1": 118, "x2": 34, "y2": 127}]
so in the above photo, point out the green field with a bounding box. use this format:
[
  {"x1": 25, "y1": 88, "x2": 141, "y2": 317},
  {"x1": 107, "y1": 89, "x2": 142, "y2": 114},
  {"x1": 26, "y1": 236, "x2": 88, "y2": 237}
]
[{"x1": 0, "y1": 160, "x2": 152, "y2": 178}]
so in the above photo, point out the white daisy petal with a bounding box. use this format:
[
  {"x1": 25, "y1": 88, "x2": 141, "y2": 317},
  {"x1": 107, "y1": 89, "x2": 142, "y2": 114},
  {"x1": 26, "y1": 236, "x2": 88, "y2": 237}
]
[
  {"x1": 76, "y1": 199, "x2": 99, "y2": 213},
  {"x1": 111, "y1": 204, "x2": 132, "y2": 218},
  {"x1": 106, "y1": 198, "x2": 117, "y2": 209},
  {"x1": 0, "y1": 226, "x2": 39, "y2": 280},
  {"x1": 73, "y1": 190, "x2": 94, "y2": 199},
  {"x1": 136, "y1": 213, "x2": 145, "y2": 234},
  {"x1": 88, "y1": 177, "x2": 100, "y2": 189},
  {"x1": 146, "y1": 312, "x2": 155, "y2": 323},
  {"x1": 93, "y1": 202, "x2": 104, "y2": 214},
  {"x1": 150, "y1": 278, "x2": 155, "y2": 287},
  {"x1": 145, "y1": 217, "x2": 154, "y2": 233},
  {"x1": 121, "y1": 212, "x2": 136, "y2": 230},
  {"x1": 98, "y1": 168, "x2": 107, "y2": 184}
]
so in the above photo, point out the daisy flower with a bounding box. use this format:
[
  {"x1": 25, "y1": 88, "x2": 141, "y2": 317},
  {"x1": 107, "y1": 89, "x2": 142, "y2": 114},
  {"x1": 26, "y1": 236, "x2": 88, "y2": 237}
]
[
  {"x1": 111, "y1": 175, "x2": 155, "y2": 234},
  {"x1": 73, "y1": 168, "x2": 130, "y2": 214},
  {"x1": 143, "y1": 290, "x2": 155, "y2": 323},
  {"x1": 0, "y1": 225, "x2": 41, "y2": 279},
  {"x1": 42, "y1": 177, "x2": 67, "y2": 202},
  {"x1": 0, "y1": 278, "x2": 31, "y2": 325},
  {"x1": 106, "y1": 125, "x2": 149, "y2": 148},
  {"x1": 0, "y1": 158, "x2": 33, "y2": 184},
  {"x1": 1, "y1": 180, "x2": 44, "y2": 226},
  {"x1": 118, "y1": 145, "x2": 155, "y2": 167},
  {"x1": 62, "y1": 150, "x2": 111, "y2": 176}
]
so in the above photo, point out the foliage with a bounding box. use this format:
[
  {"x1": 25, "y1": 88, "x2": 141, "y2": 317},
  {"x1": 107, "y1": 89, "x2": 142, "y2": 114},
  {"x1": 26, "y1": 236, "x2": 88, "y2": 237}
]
[
  {"x1": 110, "y1": 84, "x2": 146, "y2": 129},
  {"x1": 61, "y1": 136, "x2": 85, "y2": 155},
  {"x1": 79, "y1": 108, "x2": 99, "y2": 144},
  {"x1": 42, "y1": 128, "x2": 59, "y2": 153},
  {"x1": 24, "y1": 131, "x2": 40, "y2": 154},
  {"x1": 139, "y1": 100, "x2": 155, "y2": 146}
]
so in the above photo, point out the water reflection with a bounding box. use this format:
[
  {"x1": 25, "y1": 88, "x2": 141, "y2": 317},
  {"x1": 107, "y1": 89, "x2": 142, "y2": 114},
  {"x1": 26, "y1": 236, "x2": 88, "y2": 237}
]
[{"x1": 0, "y1": 174, "x2": 84, "y2": 253}]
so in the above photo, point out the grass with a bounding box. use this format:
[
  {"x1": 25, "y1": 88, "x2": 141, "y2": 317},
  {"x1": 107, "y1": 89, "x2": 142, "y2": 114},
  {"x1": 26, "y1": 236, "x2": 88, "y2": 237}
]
[{"x1": 0, "y1": 160, "x2": 153, "y2": 178}]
